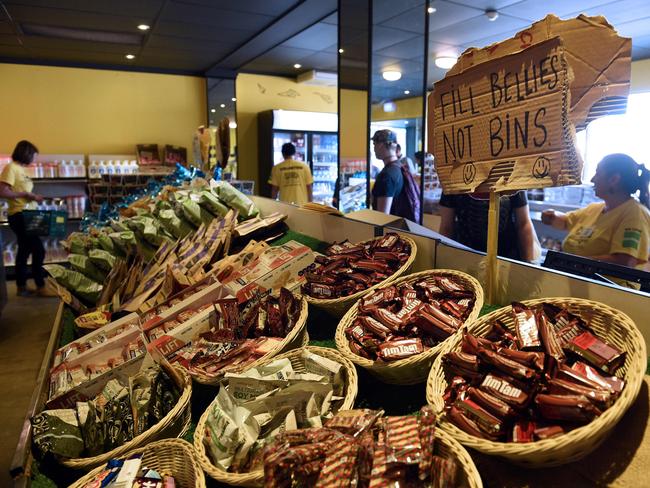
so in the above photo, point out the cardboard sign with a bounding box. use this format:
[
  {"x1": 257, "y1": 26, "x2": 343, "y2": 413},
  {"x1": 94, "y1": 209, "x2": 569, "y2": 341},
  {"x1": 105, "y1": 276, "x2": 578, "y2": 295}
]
[
  {"x1": 445, "y1": 14, "x2": 631, "y2": 130},
  {"x1": 431, "y1": 37, "x2": 582, "y2": 194}
]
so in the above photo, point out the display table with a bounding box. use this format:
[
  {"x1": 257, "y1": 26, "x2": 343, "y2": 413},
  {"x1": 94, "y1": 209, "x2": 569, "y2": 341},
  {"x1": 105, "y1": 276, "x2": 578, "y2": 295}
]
[{"x1": 11, "y1": 196, "x2": 650, "y2": 487}]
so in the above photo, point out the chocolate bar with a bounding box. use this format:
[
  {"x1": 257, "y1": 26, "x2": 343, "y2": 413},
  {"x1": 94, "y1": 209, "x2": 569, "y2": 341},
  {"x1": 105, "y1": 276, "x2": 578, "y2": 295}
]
[
  {"x1": 430, "y1": 454, "x2": 458, "y2": 488},
  {"x1": 534, "y1": 425, "x2": 565, "y2": 440},
  {"x1": 537, "y1": 310, "x2": 566, "y2": 361},
  {"x1": 454, "y1": 397, "x2": 505, "y2": 438},
  {"x1": 479, "y1": 373, "x2": 531, "y2": 408},
  {"x1": 447, "y1": 406, "x2": 499, "y2": 441},
  {"x1": 418, "y1": 406, "x2": 436, "y2": 481},
  {"x1": 571, "y1": 361, "x2": 625, "y2": 395},
  {"x1": 535, "y1": 394, "x2": 601, "y2": 423},
  {"x1": 359, "y1": 316, "x2": 392, "y2": 339},
  {"x1": 377, "y1": 338, "x2": 423, "y2": 361},
  {"x1": 478, "y1": 348, "x2": 537, "y2": 381},
  {"x1": 547, "y1": 378, "x2": 612, "y2": 409},
  {"x1": 496, "y1": 347, "x2": 545, "y2": 371},
  {"x1": 444, "y1": 351, "x2": 480, "y2": 372},
  {"x1": 566, "y1": 331, "x2": 626, "y2": 374},
  {"x1": 384, "y1": 415, "x2": 422, "y2": 465},
  {"x1": 512, "y1": 302, "x2": 541, "y2": 349},
  {"x1": 512, "y1": 420, "x2": 536, "y2": 443},
  {"x1": 467, "y1": 387, "x2": 515, "y2": 420},
  {"x1": 372, "y1": 308, "x2": 402, "y2": 332}
]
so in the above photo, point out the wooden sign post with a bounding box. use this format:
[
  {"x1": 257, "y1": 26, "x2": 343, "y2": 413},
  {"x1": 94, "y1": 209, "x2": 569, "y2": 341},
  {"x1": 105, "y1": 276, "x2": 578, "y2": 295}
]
[{"x1": 431, "y1": 37, "x2": 582, "y2": 304}]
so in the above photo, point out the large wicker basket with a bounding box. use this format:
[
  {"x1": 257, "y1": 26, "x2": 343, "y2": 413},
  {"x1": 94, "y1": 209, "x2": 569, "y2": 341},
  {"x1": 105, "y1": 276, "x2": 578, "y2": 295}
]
[
  {"x1": 190, "y1": 297, "x2": 309, "y2": 385},
  {"x1": 305, "y1": 235, "x2": 418, "y2": 318},
  {"x1": 60, "y1": 367, "x2": 193, "y2": 471},
  {"x1": 194, "y1": 345, "x2": 359, "y2": 487},
  {"x1": 68, "y1": 439, "x2": 205, "y2": 488},
  {"x1": 426, "y1": 297, "x2": 647, "y2": 467},
  {"x1": 335, "y1": 270, "x2": 484, "y2": 385}
]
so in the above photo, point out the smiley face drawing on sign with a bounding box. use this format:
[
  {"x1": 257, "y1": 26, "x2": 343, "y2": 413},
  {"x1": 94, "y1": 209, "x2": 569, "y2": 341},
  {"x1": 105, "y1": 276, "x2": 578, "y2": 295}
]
[
  {"x1": 532, "y1": 156, "x2": 551, "y2": 178},
  {"x1": 463, "y1": 162, "x2": 477, "y2": 185}
]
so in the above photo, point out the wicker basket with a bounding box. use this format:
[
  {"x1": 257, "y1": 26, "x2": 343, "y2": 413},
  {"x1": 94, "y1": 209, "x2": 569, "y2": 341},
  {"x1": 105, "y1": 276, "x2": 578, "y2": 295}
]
[
  {"x1": 68, "y1": 439, "x2": 205, "y2": 488},
  {"x1": 60, "y1": 367, "x2": 193, "y2": 471},
  {"x1": 436, "y1": 428, "x2": 484, "y2": 488},
  {"x1": 335, "y1": 270, "x2": 484, "y2": 385},
  {"x1": 305, "y1": 235, "x2": 418, "y2": 318},
  {"x1": 190, "y1": 297, "x2": 309, "y2": 385},
  {"x1": 194, "y1": 346, "x2": 359, "y2": 487},
  {"x1": 426, "y1": 297, "x2": 647, "y2": 467}
]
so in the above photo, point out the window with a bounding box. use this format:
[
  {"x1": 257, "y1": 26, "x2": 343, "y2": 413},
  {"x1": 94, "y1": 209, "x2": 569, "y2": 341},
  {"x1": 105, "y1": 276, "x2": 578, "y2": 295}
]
[{"x1": 579, "y1": 92, "x2": 650, "y2": 181}]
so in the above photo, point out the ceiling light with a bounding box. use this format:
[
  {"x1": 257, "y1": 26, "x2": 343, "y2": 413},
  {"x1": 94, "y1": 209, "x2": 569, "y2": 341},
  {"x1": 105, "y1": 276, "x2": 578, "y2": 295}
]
[
  {"x1": 383, "y1": 101, "x2": 397, "y2": 112},
  {"x1": 293, "y1": 63, "x2": 302, "y2": 69},
  {"x1": 427, "y1": 6, "x2": 436, "y2": 14},
  {"x1": 125, "y1": 54, "x2": 135, "y2": 60},
  {"x1": 210, "y1": 109, "x2": 216, "y2": 113},
  {"x1": 485, "y1": 9, "x2": 499, "y2": 21},
  {"x1": 220, "y1": 103, "x2": 226, "y2": 108},
  {"x1": 137, "y1": 24, "x2": 150, "y2": 31},
  {"x1": 435, "y1": 56, "x2": 457, "y2": 69},
  {"x1": 338, "y1": 48, "x2": 344, "y2": 53},
  {"x1": 229, "y1": 121, "x2": 237, "y2": 129},
  {"x1": 231, "y1": 97, "x2": 237, "y2": 102},
  {"x1": 405, "y1": 120, "x2": 409, "y2": 125},
  {"x1": 382, "y1": 70, "x2": 402, "y2": 81},
  {"x1": 404, "y1": 90, "x2": 410, "y2": 95}
]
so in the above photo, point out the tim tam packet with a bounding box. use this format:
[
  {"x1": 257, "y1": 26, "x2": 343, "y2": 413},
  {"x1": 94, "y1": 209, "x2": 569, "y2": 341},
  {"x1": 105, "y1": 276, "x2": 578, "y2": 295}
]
[
  {"x1": 261, "y1": 406, "x2": 459, "y2": 487},
  {"x1": 202, "y1": 349, "x2": 346, "y2": 474},
  {"x1": 442, "y1": 302, "x2": 626, "y2": 443}
]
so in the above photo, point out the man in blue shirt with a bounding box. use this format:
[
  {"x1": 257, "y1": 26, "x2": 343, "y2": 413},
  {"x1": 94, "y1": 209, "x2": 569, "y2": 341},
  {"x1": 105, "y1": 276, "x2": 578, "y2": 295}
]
[{"x1": 371, "y1": 129, "x2": 403, "y2": 215}]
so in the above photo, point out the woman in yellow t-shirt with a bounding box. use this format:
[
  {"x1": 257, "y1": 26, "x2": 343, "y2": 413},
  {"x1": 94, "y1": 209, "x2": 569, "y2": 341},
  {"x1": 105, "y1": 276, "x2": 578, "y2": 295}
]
[
  {"x1": 0, "y1": 140, "x2": 54, "y2": 297},
  {"x1": 542, "y1": 153, "x2": 650, "y2": 268}
]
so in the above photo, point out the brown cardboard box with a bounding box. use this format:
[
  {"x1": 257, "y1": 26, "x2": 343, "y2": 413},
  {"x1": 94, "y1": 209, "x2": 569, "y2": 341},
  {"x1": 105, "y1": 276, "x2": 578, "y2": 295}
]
[
  {"x1": 431, "y1": 37, "x2": 581, "y2": 194},
  {"x1": 443, "y1": 14, "x2": 631, "y2": 130}
]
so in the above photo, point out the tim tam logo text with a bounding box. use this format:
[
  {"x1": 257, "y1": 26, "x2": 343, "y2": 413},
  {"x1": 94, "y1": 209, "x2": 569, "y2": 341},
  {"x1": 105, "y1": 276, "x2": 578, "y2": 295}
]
[{"x1": 482, "y1": 375, "x2": 522, "y2": 398}]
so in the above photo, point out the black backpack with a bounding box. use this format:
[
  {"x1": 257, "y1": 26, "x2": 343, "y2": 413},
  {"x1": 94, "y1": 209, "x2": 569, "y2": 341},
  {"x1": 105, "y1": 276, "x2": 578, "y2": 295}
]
[{"x1": 390, "y1": 163, "x2": 421, "y2": 222}]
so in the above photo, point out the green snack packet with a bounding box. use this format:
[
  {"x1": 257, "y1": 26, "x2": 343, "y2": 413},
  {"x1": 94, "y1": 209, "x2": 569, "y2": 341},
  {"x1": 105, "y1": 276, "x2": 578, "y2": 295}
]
[
  {"x1": 89, "y1": 248, "x2": 117, "y2": 271},
  {"x1": 158, "y1": 208, "x2": 194, "y2": 239},
  {"x1": 68, "y1": 254, "x2": 107, "y2": 284},
  {"x1": 66, "y1": 233, "x2": 89, "y2": 256},
  {"x1": 154, "y1": 199, "x2": 173, "y2": 216},
  {"x1": 129, "y1": 367, "x2": 158, "y2": 435},
  {"x1": 44, "y1": 264, "x2": 103, "y2": 303},
  {"x1": 76, "y1": 401, "x2": 104, "y2": 457},
  {"x1": 109, "y1": 230, "x2": 137, "y2": 255},
  {"x1": 110, "y1": 220, "x2": 129, "y2": 232},
  {"x1": 212, "y1": 181, "x2": 259, "y2": 220},
  {"x1": 97, "y1": 232, "x2": 125, "y2": 258},
  {"x1": 198, "y1": 190, "x2": 229, "y2": 218},
  {"x1": 182, "y1": 197, "x2": 214, "y2": 226},
  {"x1": 31, "y1": 409, "x2": 84, "y2": 458}
]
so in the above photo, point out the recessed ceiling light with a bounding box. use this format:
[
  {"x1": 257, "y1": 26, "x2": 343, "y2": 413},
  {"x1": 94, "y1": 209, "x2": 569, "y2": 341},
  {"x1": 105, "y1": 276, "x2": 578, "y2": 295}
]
[
  {"x1": 435, "y1": 56, "x2": 457, "y2": 69},
  {"x1": 229, "y1": 121, "x2": 237, "y2": 129},
  {"x1": 404, "y1": 90, "x2": 410, "y2": 95},
  {"x1": 125, "y1": 54, "x2": 135, "y2": 60},
  {"x1": 382, "y1": 70, "x2": 402, "y2": 81},
  {"x1": 231, "y1": 97, "x2": 237, "y2": 102},
  {"x1": 485, "y1": 9, "x2": 499, "y2": 21},
  {"x1": 220, "y1": 103, "x2": 226, "y2": 108},
  {"x1": 338, "y1": 48, "x2": 344, "y2": 54},
  {"x1": 427, "y1": 6, "x2": 436, "y2": 14},
  {"x1": 293, "y1": 63, "x2": 302, "y2": 69},
  {"x1": 210, "y1": 109, "x2": 216, "y2": 113},
  {"x1": 137, "y1": 24, "x2": 150, "y2": 31}
]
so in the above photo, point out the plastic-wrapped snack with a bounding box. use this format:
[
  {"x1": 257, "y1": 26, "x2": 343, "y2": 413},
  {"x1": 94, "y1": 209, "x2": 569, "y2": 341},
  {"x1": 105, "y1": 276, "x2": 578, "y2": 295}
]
[
  {"x1": 418, "y1": 406, "x2": 437, "y2": 480},
  {"x1": 129, "y1": 366, "x2": 158, "y2": 436},
  {"x1": 430, "y1": 455, "x2": 458, "y2": 488},
  {"x1": 68, "y1": 253, "x2": 107, "y2": 284},
  {"x1": 77, "y1": 401, "x2": 106, "y2": 457},
  {"x1": 88, "y1": 248, "x2": 117, "y2": 271},
  {"x1": 44, "y1": 264, "x2": 103, "y2": 303},
  {"x1": 182, "y1": 197, "x2": 214, "y2": 227},
  {"x1": 314, "y1": 436, "x2": 360, "y2": 488},
  {"x1": 204, "y1": 387, "x2": 260, "y2": 471},
  {"x1": 199, "y1": 190, "x2": 230, "y2": 217},
  {"x1": 109, "y1": 230, "x2": 137, "y2": 255},
  {"x1": 149, "y1": 366, "x2": 181, "y2": 425},
  {"x1": 211, "y1": 181, "x2": 259, "y2": 220},
  {"x1": 383, "y1": 415, "x2": 422, "y2": 465},
  {"x1": 97, "y1": 232, "x2": 123, "y2": 257},
  {"x1": 99, "y1": 381, "x2": 134, "y2": 451},
  {"x1": 31, "y1": 408, "x2": 84, "y2": 458},
  {"x1": 66, "y1": 233, "x2": 90, "y2": 255},
  {"x1": 302, "y1": 350, "x2": 343, "y2": 395},
  {"x1": 325, "y1": 409, "x2": 382, "y2": 437},
  {"x1": 158, "y1": 208, "x2": 195, "y2": 239}
]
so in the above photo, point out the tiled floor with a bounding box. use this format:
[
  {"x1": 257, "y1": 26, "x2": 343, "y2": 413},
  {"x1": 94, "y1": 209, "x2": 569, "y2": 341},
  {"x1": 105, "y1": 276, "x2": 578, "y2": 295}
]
[{"x1": 0, "y1": 281, "x2": 58, "y2": 487}]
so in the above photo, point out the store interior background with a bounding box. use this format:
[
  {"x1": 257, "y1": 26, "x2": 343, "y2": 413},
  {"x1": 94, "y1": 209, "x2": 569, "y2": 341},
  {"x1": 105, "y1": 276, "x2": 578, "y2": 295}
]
[{"x1": 2, "y1": 0, "x2": 650, "y2": 262}]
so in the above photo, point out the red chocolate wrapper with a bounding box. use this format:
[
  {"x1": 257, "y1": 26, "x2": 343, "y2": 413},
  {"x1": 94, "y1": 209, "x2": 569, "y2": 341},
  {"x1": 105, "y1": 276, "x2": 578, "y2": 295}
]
[
  {"x1": 567, "y1": 331, "x2": 626, "y2": 374},
  {"x1": 537, "y1": 309, "x2": 566, "y2": 361},
  {"x1": 430, "y1": 455, "x2": 458, "y2": 488},
  {"x1": 478, "y1": 347, "x2": 538, "y2": 381},
  {"x1": 547, "y1": 378, "x2": 612, "y2": 409},
  {"x1": 480, "y1": 373, "x2": 531, "y2": 408},
  {"x1": 444, "y1": 351, "x2": 480, "y2": 372},
  {"x1": 314, "y1": 438, "x2": 360, "y2": 488},
  {"x1": 415, "y1": 311, "x2": 456, "y2": 342},
  {"x1": 349, "y1": 339, "x2": 371, "y2": 359},
  {"x1": 496, "y1": 347, "x2": 545, "y2": 371},
  {"x1": 535, "y1": 393, "x2": 601, "y2": 423},
  {"x1": 377, "y1": 338, "x2": 423, "y2": 361},
  {"x1": 467, "y1": 386, "x2": 515, "y2": 420},
  {"x1": 418, "y1": 406, "x2": 437, "y2": 481},
  {"x1": 424, "y1": 302, "x2": 462, "y2": 329},
  {"x1": 512, "y1": 302, "x2": 541, "y2": 350},
  {"x1": 360, "y1": 316, "x2": 392, "y2": 339},
  {"x1": 571, "y1": 361, "x2": 625, "y2": 395},
  {"x1": 447, "y1": 405, "x2": 499, "y2": 441},
  {"x1": 384, "y1": 415, "x2": 422, "y2": 465},
  {"x1": 512, "y1": 420, "x2": 536, "y2": 443},
  {"x1": 454, "y1": 397, "x2": 505, "y2": 438},
  {"x1": 372, "y1": 308, "x2": 402, "y2": 333},
  {"x1": 534, "y1": 424, "x2": 565, "y2": 440}
]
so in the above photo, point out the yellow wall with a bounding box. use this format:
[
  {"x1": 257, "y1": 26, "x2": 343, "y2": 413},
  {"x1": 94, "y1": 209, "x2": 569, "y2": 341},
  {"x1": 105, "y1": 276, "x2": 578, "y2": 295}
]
[
  {"x1": 0, "y1": 63, "x2": 206, "y2": 156},
  {"x1": 371, "y1": 95, "x2": 424, "y2": 121},
  {"x1": 631, "y1": 59, "x2": 650, "y2": 93},
  {"x1": 340, "y1": 89, "x2": 368, "y2": 159},
  {"x1": 235, "y1": 73, "x2": 337, "y2": 186}
]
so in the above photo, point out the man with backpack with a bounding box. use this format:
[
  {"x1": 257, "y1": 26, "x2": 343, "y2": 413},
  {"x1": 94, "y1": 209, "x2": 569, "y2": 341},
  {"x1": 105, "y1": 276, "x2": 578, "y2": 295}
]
[{"x1": 371, "y1": 129, "x2": 421, "y2": 222}]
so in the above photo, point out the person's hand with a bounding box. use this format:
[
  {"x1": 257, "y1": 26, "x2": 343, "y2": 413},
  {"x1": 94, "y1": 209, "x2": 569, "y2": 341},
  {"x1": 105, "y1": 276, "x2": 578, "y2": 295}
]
[
  {"x1": 25, "y1": 192, "x2": 43, "y2": 203},
  {"x1": 541, "y1": 209, "x2": 555, "y2": 225}
]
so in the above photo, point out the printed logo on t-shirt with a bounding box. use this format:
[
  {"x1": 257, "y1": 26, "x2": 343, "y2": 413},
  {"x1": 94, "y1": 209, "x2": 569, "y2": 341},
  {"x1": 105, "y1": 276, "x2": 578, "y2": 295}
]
[{"x1": 622, "y1": 228, "x2": 642, "y2": 250}]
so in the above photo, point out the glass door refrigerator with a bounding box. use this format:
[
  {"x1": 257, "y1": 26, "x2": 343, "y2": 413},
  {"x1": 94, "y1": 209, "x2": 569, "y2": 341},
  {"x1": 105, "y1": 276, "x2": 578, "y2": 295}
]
[{"x1": 258, "y1": 110, "x2": 338, "y2": 205}]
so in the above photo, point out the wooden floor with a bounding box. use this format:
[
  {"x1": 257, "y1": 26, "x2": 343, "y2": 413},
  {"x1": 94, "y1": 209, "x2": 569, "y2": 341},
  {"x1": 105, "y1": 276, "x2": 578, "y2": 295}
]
[{"x1": 0, "y1": 282, "x2": 58, "y2": 487}]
